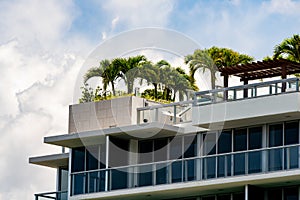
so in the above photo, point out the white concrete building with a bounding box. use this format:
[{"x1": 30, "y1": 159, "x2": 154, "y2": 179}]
[{"x1": 30, "y1": 68, "x2": 300, "y2": 200}]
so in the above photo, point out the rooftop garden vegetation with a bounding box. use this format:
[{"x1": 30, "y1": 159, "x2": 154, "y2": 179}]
[{"x1": 80, "y1": 34, "x2": 300, "y2": 104}]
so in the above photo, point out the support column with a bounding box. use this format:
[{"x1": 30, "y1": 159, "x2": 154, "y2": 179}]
[
  {"x1": 105, "y1": 135, "x2": 110, "y2": 191},
  {"x1": 244, "y1": 79, "x2": 249, "y2": 98},
  {"x1": 68, "y1": 148, "x2": 72, "y2": 198},
  {"x1": 282, "y1": 66, "x2": 287, "y2": 92},
  {"x1": 245, "y1": 185, "x2": 249, "y2": 200},
  {"x1": 129, "y1": 139, "x2": 138, "y2": 187},
  {"x1": 224, "y1": 74, "x2": 229, "y2": 100}
]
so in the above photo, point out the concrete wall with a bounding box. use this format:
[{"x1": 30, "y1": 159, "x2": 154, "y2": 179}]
[{"x1": 68, "y1": 96, "x2": 146, "y2": 133}]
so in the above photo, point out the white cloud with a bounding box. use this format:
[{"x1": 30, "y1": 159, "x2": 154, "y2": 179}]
[
  {"x1": 262, "y1": 0, "x2": 300, "y2": 15},
  {"x1": 0, "y1": 0, "x2": 90, "y2": 199},
  {"x1": 102, "y1": 0, "x2": 173, "y2": 28},
  {"x1": 111, "y1": 16, "x2": 120, "y2": 30},
  {"x1": 0, "y1": 0, "x2": 77, "y2": 49}
]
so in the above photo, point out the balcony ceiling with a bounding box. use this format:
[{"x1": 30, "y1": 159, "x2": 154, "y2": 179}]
[{"x1": 44, "y1": 122, "x2": 181, "y2": 148}]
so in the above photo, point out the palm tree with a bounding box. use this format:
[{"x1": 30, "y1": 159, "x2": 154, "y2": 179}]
[
  {"x1": 274, "y1": 34, "x2": 300, "y2": 62},
  {"x1": 175, "y1": 67, "x2": 198, "y2": 91},
  {"x1": 139, "y1": 62, "x2": 161, "y2": 100},
  {"x1": 185, "y1": 47, "x2": 253, "y2": 90},
  {"x1": 114, "y1": 55, "x2": 148, "y2": 94},
  {"x1": 84, "y1": 59, "x2": 121, "y2": 96},
  {"x1": 208, "y1": 46, "x2": 254, "y2": 68},
  {"x1": 170, "y1": 68, "x2": 192, "y2": 101},
  {"x1": 185, "y1": 49, "x2": 217, "y2": 89}
]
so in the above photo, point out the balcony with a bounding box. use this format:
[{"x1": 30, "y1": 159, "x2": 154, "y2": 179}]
[
  {"x1": 137, "y1": 100, "x2": 193, "y2": 126},
  {"x1": 193, "y1": 78, "x2": 300, "y2": 129},
  {"x1": 34, "y1": 191, "x2": 67, "y2": 200},
  {"x1": 70, "y1": 144, "x2": 300, "y2": 199}
]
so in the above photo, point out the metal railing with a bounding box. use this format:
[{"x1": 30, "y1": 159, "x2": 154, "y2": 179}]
[
  {"x1": 137, "y1": 100, "x2": 193, "y2": 125},
  {"x1": 71, "y1": 144, "x2": 300, "y2": 196},
  {"x1": 194, "y1": 78, "x2": 300, "y2": 106},
  {"x1": 34, "y1": 191, "x2": 67, "y2": 200}
]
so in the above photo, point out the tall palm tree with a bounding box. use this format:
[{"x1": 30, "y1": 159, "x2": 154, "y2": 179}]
[
  {"x1": 84, "y1": 59, "x2": 121, "y2": 96},
  {"x1": 185, "y1": 48, "x2": 253, "y2": 90},
  {"x1": 170, "y1": 68, "x2": 192, "y2": 101},
  {"x1": 139, "y1": 62, "x2": 161, "y2": 99},
  {"x1": 185, "y1": 49, "x2": 217, "y2": 89},
  {"x1": 208, "y1": 46, "x2": 254, "y2": 68},
  {"x1": 114, "y1": 55, "x2": 148, "y2": 94},
  {"x1": 175, "y1": 67, "x2": 198, "y2": 91},
  {"x1": 274, "y1": 34, "x2": 300, "y2": 62}
]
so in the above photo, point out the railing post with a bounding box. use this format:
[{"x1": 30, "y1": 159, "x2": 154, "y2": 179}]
[
  {"x1": 233, "y1": 89, "x2": 237, "y2": 100},
  {"x1": 297, "y1": 79, "x2": 299, "y2": 92},
  {"x1": 173, "y1": 105, "x2": 176, "y2": 124},
  {"x1": 155, "y1": 108, "x2": 158, "y2": 122},
  {"x1": 137, "y1": 110, "x2": 140, "y2": 124}
]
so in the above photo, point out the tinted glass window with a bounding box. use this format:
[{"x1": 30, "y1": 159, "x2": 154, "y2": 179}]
[
  {"x1": 218, "y1": 131, "x2": 232, "y2": 153},
  {"x1": 203, "y1": 133, "x2": 216, "y2": 155},
  {"x1": 86, "y1": 145, "x2": 99, "y2": 170},
  {"x1": 170, "y1": 137, "x2": 182, "y2": 160},
  {"x1": 72, "y1": 147, "x2": 85, "y2": 172},
  {"x1": 184, "y1": 135, "x2": 197, "y2": 158},
  {"x1": 234, "y1": 129, "x2": 247, "y2": 151},
  {"x1": 285, "y1": 122, "x2": 299, "y2": 145},
  {"x1": 249, "y1": 127, "x2": 262, "y2": 150},
  {"x1": 284, "y1": 187, "x2": 298, "y2": 200},
  {"x1": 109, "y1": 137, "x2": 129, "y2": 167},
  {"x1": 139, "y1": 140, "x2": 153, "y2": 163},
  {"x1": 269, "y1": 124, "x2": 283, "y2": 147},
  {"x1": 154, "y1": 138, "x2": 168, "y2": 161}
]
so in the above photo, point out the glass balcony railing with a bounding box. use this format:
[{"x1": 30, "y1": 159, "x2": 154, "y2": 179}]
[
  {"x1": 137, "y1": 100, "x2": 193, "y2": 125},
  {"x1": 71, "y1": 144, "x2": 300, "y2": 196},
  {"x1": 34, "y1": 191, "x2": 67, "y2": 200},
  {"x1": 194, "y1": 78, "x2": 300, "y2": 106}
]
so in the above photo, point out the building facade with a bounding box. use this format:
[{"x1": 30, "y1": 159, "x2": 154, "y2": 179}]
[{"x1": 30, "y1": 78, "x2": 300, "y2": 200}]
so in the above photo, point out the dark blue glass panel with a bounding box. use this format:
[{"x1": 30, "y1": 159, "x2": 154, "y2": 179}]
[
  {"x1": 172, "y1": 161, "x2": 183, "y2": 183},
  {"x1": 86, "y1": 145, "x2": 99, "y2": 170},
  {"x1": 269, "y1": 124, "x2": 283, "y2": 147},
  {"x1": 138, "y1": 165, "x2": 153, "y2": 187},
  {"x1": 218, "y1": 131, "x2": 232, "y2": 153},
  {"x1": 218, "y1": 155, "x2": 231, "y2": 177},
  {"x1": 285, "y1": 122, "x2": 299, "y2": 145},
  {"x1": 185, "y1": 159, "x2": 196, "y2": 181},
  {"x1": 285, "y1": 146, "x2": 299, "y2": 169},
  {"x1": 99, "y1": 171, "x2": 105, "y2": 192},
  {"x1": 184, "y1": 135, "x2": 197, "y2": 158},
  {"x1": 72, "y1": 173, "x2": 85, "y2": 195},
  {"x1": 248, "y1": 151, "x2": 262, "y2": 174},
  {"x1": 88, "y1": 172, "x2": 99, "y2": 193},
  {"x1": 268, "y1": 148, "x2": 283, "y2": 171},
  {"x1": 203, "y1": 157, "x2": 216, "y2": 179},
  {"x1": 156, "y1": 163, "x2": 167, "y2": 185},
  {"x1": 234, "y1": 129, "x2": 247, "y2": 152},
  {"x1": 249, "y1": 127, "x2": 262, "y2": 150},
  {"x1": 234, "y1": 153, "x2": 245, "y2": 175},
  {"x1": 203, "y1": 133, "x2": 216, "y2": 155},
  {"x1": 111, "y1": 169, "x2": 127, "y2": 190},
  {"x1": 72, "y1": 147, "x2": 85, "y2": 172}
]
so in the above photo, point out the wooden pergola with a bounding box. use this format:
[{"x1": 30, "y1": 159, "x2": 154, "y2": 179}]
[{"x1": 218, "y1": 59, "x2": 300, "y2": 97}]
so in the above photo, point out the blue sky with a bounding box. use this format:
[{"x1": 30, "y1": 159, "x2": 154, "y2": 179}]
[{"x1": 0, "y1": 0, "x2": 300, "y2": 199}]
